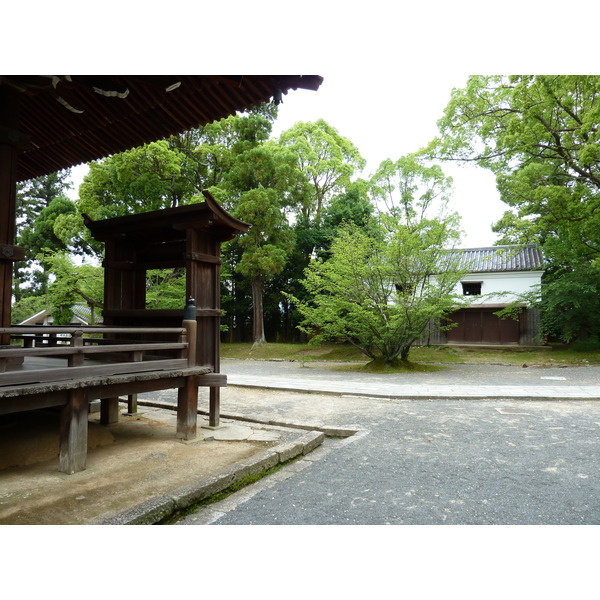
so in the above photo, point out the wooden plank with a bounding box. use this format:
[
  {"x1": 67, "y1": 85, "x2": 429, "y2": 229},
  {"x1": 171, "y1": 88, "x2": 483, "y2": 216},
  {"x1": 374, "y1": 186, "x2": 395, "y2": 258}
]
[
  {"x1": 103, "y1": 308, "x2": 221, "y2": 319},
  {"x1": 0, "y1": 346, "x2": 79, "y2": 358},
  {"x1": 86, "y1": 376, "x2": 188, "y2": 400},
  {"x1": 195, "y1": 373, "x2": 227, "y2": 387},
  {"x1": 0, "y1": 326, "x2": 186, "y2": 335},
  {"x1": 0, "y1": 244, "x2": 25, "y2": 261},
  {"x1": 0, "y1": 358, "x2": 189, "y2": 387},
  {"x1": 79, "y1": 342, "x2": 187, "y2": 354},
  {"x1": 58, "y1": 388, "x2": 89, "y2": 474},
  {"x1": 186, "y1": 251, "x2": 222, "y2": 264}
]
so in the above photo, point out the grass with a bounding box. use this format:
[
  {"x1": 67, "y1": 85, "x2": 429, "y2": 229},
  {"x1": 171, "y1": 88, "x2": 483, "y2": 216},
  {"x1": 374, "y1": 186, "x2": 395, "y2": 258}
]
[
  {"x1": 221, "y1": 342, "x2": 600, "y2": 370},
  {"x1": 221, "y1": 342, "x2": 366, "y2": 363},
  {"x1": 158, "y1": 460, "x2": 289, "y2": 525}
]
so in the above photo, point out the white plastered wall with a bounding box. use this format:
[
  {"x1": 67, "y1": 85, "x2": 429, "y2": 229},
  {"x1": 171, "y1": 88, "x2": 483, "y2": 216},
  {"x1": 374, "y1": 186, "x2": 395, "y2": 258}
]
[{"x1": 457, "y1": 271, "x2": 543, "y2": 305}]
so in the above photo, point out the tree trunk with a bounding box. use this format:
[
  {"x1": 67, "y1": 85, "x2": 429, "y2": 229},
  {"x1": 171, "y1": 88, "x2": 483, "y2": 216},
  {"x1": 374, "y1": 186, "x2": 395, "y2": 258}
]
[{"x1": 251, "y1": 276, "x2": 266, "y2": 348}]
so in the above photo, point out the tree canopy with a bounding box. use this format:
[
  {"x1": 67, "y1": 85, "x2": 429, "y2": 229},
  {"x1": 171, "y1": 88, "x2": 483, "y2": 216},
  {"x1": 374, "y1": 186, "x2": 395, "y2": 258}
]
[
  {"x1": 430, "y1": 75, "x2": 600, "y2": 342},
  {"x1": 14, "y1": 106, "x2": 467, "y2": 353},
  {"x1": 431, "y1": 76, "x2": 600, "y2": 263},
  {"x1": 290, "y1": 158, "x2": 464, "y2": 364}
]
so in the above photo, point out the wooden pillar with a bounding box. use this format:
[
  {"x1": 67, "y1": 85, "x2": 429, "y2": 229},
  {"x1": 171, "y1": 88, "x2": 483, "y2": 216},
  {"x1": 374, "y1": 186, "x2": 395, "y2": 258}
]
[
  {"x1": 59, "y1": 389, "x2": 90, "y2": 474},
  {"x1": 127, "y1": 394, "x2": 138, "y2": 414},
  {"x1": 100, "y1": 397, "x2": 120, "y2": 424},
  {"x1": 185, "y1": 229, "x2": 223, "y2": 426},
  {"x1": 0, "y1": 86, "x2": 26, "y2": 344},
  {"x1": 209, "y1": 388, "x2": 220, "y2": 428},
  {"x1": 176, "y1": 375, "x2": 199, "y2": 440}
]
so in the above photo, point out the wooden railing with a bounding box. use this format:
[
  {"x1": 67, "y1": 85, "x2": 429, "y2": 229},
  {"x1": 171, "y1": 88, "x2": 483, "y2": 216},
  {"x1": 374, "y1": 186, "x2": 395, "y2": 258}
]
[
  {"x1": 0, "y1": 319, "x2": 223, "y2": 475},
  {"x1": 0, "y1": 323, "x2": 196, "y2": 387}
]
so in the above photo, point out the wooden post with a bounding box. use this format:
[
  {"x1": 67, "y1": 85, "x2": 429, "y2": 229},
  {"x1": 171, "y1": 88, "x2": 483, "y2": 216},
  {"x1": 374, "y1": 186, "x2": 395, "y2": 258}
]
[
  {"x1": 209, "y1": 388, "x2": 220, "y2": 428},
  {"x1": 0, "y1": 87, "x2": 21, "y2": 344},
  {"x1": 127, "y1": 350, "x2": 143, "y2": 414},
  {"x1": 176, "y1": 375, "x2": 198, "y2": 440},
  {"x1": 177, "y1": 298, "x2": 199, "y2": 438},
  {"x1": 59, "y1": 388, "x2": 89, "y2": 474},
  {"x1": 127, "y1": 394, "x2": 138, "y2": 414},
  {"x1": 100, "y1": 397, "x2": 120, "y2": 424},
  {"x1": 183, "y1": 297, "x2": 197, "y2": 366},
  {"x1": 68, "y1": 330, "x2": 85, "y2": 367}
]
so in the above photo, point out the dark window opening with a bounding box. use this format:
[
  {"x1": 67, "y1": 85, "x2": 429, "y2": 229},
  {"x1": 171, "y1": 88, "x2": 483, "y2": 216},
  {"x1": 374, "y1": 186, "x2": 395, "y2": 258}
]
[
  {"x1": 462, "y1": 282, "x2": 482, "y2": 296},
  {"x1": 394, "y1": 283, "x2": 415, "y2": 294}
]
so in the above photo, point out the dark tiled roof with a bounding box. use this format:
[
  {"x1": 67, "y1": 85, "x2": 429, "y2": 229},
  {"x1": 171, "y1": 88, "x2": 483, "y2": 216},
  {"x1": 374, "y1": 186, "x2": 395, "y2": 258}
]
[{"x1": 452, "y1": 245, "x2": 544, "y2": 273}]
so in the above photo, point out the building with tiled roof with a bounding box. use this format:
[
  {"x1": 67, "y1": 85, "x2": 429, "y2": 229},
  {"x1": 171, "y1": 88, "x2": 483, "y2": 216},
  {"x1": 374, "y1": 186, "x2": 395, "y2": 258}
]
[{"x1": 425, "y1": 244, "x2": 544, "y2": 346}]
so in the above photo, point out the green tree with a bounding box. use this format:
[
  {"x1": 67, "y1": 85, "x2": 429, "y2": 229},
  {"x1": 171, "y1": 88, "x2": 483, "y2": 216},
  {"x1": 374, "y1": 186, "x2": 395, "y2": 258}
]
[
  {"x1": 278, "y1": 119, "x2": 366, "y2": 224},
  {"x1": 431, "y1": 75, "x2": 600, "y2": 258},
  {"x1": 369, "y1": 154, "x2": 455, "y2": 229},
  {"x1": 16, "y1": 170, "x2": 72, "y2": 235},
  {"x1": 14, "y1": 196, "x2": 78, "y2": 301},
  {"x1": 272, "y1": 180, "x2": 377, "y2": 342},
  {"x1": 430, "y1": 75, "x2": 600, "y2": 341},
  {"x1": 225, "y1": 143, "x2": 299, "y2": 347},
  {"x1": 78, "y1": 140, "x2": 195, "y2": 221},
  {"x1": 235, "y1": 190, "x2": 293, "y2": 347},
  {"x1": 290, "y1": 217, "x2": 465, "y2": 365},
  {"x1": 38, "y1": 251, "x2": 104, "y2": 325},
  {"x1": 14, "y1": 171, "x2": 73, "y2": 301}
]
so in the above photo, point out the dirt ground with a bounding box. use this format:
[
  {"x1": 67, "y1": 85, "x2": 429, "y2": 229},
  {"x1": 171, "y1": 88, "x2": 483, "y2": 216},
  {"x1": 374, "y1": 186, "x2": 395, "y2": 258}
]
[{"x1": 0, "y1": 406, "x2": 284, "y2": 525}]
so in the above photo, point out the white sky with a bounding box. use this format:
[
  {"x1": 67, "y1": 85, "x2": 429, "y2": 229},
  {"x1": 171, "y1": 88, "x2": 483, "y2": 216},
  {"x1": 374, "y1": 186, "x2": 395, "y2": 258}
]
[{"x1": 34, "y1": 1, "x2": 597, "y2": 253}]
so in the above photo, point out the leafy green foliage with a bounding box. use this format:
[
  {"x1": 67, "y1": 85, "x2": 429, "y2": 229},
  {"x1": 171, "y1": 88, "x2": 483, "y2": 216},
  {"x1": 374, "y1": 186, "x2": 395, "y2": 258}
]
[
  {"x1": 290, "y1": 217, "x2": 465, "y2": 364},
  {"x1": 370, "y1": 154, "x2": 455, "y2": 226},
  {"x1": 226, "y1": 144, "x2": 298, "y2": 346},
  {"x1": 538, "y1": 268, "x2": 600, "y2": 342},
  {"x1": 18, "y1": 196, "x2": 77, "y2": 256},
  {"x1": 16, "y1": 170, "x2": 72, "y2": 235},
  {"x1": 430, "y1": 75, "x2": 600, "y2": 341},
  {"x1": 145, "y1": 269, "x2": 186, "y2": 309},
  {"x1": 14, "y1": 172, "x2": 77, "y2": 302},
  {"x1": 33, "y1": 252, "x2": 104, "y2": 325},
  {"x1": 278, "y1": 119, "x2": 366, "y2": 223},
  {"x1": 10, "y1": 295, "x2": 52, "y2": 325}
]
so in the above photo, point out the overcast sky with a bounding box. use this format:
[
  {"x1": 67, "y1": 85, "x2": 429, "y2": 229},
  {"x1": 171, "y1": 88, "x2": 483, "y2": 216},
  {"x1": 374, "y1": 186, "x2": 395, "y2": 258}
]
[
  {"x1": 49, "y1": 1, "x2": 599, "y2": 252},
  {"x1": 270, "y1": 72, "x2": 506, "y2": 247}
]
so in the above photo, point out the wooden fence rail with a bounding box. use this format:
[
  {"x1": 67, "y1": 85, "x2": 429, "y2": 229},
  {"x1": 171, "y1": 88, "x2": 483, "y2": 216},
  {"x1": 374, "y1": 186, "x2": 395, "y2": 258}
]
[{"x1": 0, "y1": 325, "x2": 192, "y2": 385}]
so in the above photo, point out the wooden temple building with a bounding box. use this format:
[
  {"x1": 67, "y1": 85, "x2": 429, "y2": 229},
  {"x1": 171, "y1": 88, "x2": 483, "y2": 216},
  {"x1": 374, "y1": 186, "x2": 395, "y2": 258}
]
[{"x1": 0, "y1": 75, "x2": 323, "y2": 473}]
